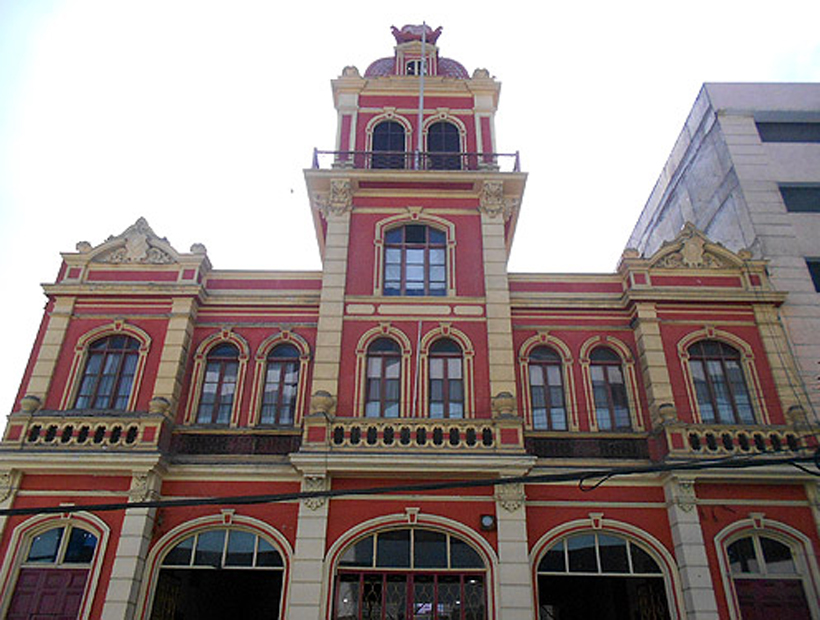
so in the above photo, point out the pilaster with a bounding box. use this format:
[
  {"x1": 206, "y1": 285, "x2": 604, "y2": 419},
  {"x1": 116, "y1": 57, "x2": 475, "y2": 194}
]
[
  {"x1": 632, "y1": 302, "x2": 676, "y2": 427},
  {"x1": 151, "y1": 296, "x2": 198, "y2": 414},
  {"x1": 287, "y1": 474, "x2": 331, "y2": 620},
  {"x1": 101, "y1": 469, "x2": 162, "y2": 620},
  {"x1": 0, "y1": 470, "x2": 21, "y2": 543},
  {"x1": 22, "y1": 296, "x2": 76, "y2": 403},
  {"x1": 494, "y1": 482, "x2": 535, "y2": 620},
  {"x1": 663, "y1": 476, "x2": 719, "y2": 620}
]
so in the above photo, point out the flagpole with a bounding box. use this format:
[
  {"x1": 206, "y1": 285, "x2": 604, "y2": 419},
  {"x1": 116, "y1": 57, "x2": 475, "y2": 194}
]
[{"x1": 415, "y1": 22, "x2": 426, "y2": 170}]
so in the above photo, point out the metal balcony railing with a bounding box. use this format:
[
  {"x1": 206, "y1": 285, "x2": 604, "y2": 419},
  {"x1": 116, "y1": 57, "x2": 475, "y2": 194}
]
[{"x1": 311, "y1": 149, "x2": 521, "y2": 172}]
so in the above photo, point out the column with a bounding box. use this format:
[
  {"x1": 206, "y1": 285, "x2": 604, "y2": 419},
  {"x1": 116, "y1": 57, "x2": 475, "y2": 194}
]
[
  {"x1": 663, "y1": 476, "x2": 719, "y2": 620},
  {"x1": 0, "y1": 470, "x2": 21, "y2": 541},
  {"x1": 22, "y1": 296, "x2": 76, "y2": 402},
  {"x1": 151, "y1": 297, "x2": 198, "y2": 412},
  {"x1": 494, "y1": 482, "x2": 535, "y2": 620},
  {"x1": 101, "y1": 469, "x2": 162, "y2": 620},
  {"x1": 287, "y1": 475, "x2": 331, "y2": 620}
]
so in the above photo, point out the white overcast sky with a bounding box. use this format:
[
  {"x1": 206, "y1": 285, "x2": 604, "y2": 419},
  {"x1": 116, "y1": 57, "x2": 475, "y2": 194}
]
[{"x1": 1, "y1": 0, "x2": 819, "y2": 419}]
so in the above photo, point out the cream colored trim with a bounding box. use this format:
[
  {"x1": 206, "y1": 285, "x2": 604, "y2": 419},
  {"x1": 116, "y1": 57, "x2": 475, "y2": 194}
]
[
  {"x1": 677, "y1": 327, "x2": 769, "y2": 424},
  {"x1": 714, "y1": 518, "x2": 820, "y2": 620},
  {"x1": 183, "y1": 328, "x2": 250, "y2": 426},
  {"x1": 518, "y1": 332, "x2": 578, "y2": 430},
  {"x1": 418, "y1": 324, "x2": 475, "y2": 418},
  {"x1": 579, "y1": 335, "x2": 644, "y2": 431},
  {"x1": 0, "y1": 512, "x2": 111, "y2": 620},
  {"x1": 135, "y1": 513, "x2": 293, "y2": 620},
  {"x1": 249, "y1": 330, "x2": 311, "y2": 426},
  {"x1": 59, "y1": 320, "x2": 152, "y2": 411},
  {"x1": 352, "y1": 323, "x2": 413, "y2": 417},
  {"x1": 372, "y1": 211, "x2": 457, "y2": 297}
]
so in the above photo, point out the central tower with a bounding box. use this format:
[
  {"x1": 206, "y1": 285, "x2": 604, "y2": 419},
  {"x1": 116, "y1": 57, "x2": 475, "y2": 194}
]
[{"x1": 304, "y1": 24, "x2": 527, "y2": 422}]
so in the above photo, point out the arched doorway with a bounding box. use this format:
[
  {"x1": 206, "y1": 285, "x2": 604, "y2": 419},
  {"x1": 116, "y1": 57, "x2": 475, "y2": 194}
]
[
  {"x1": 332, "y1": 527, "x2": 487, "y2": 619},
  {"x1": 150, "y1": 528, "x2": 285, "y2": 619},
  {"x1": 536, "y1": 531, "x2": 671, "y2": 620}
]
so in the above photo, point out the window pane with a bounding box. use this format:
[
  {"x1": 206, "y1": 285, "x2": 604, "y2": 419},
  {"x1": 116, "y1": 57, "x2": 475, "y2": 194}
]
[
  {"x1": 163, "y1": 536, "x2": 194, "y2": 566},
  {"x1": 376, "y1": 530, "x2": 410, "y2": 568},
  {"x1": 194, "y1": 530, "x2": 225, "y2": 567},
  {"x1": 598, "y1": 535, "x2": 629, "y2": 573},
  {"x1": 630, "y1": 544, "x2": 662, "y2": 574},
  {"x1": 63, "y1": 528, "x2": 97, "y2": 564},
  {"x1": 413, "y1": 530, "x2": 447, "y2": 568},
  {"x1": 567, "y1": 534, "x2": 597, "y2": 572},
  {"x1": 340, "y1": 536, "x2": 374, "y2": 567},
  {"x1": 256, "y1": 538, "x2": 283, "y2": 567},
  {"x1": 405, "y1": 225, "x2": 425, "y2": 243},
  {"x1": 26, "y1": 528, "x2": 64, "y2": 563},
  {"x1": 225, "y1": 530, "x2": 255, "y2": 567},
  {"x1": 760, "y1": 537, "x2": 796, "y2": 574},
  {"x1": 450, "y1": 538, "x2": 484, "y2": 568},
  {"x1": 429, "y1": 229, "x2": 446, "y2": 244},
  {"x1": 336, "y1": 574, "x2": 361, "y2": 620},
  {"x1": 538, "y1": 540, "x2": 566, "y2": 572}
]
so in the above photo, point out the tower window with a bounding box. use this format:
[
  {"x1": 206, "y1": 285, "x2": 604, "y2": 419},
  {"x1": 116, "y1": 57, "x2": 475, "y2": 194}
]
[
  {"x1": 384, "y1": 224, "x2": 447, "y2": 296},
  {"x1": 427, "y1": 121, "x2": 461, "y2": 170},
  {"x1": 405, "y1": 59, "x2": 427, "y2": 76},
  {"x1": 372, "y1": 121, "x2": 407, "y2": 169}
]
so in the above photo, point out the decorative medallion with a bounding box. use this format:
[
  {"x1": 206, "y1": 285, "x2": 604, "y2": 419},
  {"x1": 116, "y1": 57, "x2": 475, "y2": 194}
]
[
  {"x1": 92, "y1": 218, "x2": 176, "y2": 264},
  {"x1": 303, "y1": 475, "x2": 330, "y2": 510},
  {"x1": 495, "y1": 481, "x2": 525, "y2": 512},
  {"x1": 479, "y1": 181, "x2": 518, "y2": 220}
]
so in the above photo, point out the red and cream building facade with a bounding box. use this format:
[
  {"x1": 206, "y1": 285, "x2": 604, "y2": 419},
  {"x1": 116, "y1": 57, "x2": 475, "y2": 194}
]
[{"x1": 1, "y1": 25, "x2": 819, "y2": 620}]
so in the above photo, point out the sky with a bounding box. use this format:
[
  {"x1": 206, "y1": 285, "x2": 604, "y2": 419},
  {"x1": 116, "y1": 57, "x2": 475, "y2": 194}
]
[{"x1": 1, "y1": 0, "x2": 819, "y2": 420}]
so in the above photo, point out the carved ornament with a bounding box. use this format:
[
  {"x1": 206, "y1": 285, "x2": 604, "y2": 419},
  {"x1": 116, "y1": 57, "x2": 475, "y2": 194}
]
[
  {"x1": 129, "y1": 471, "x2": 160, "y2": 503},
  {"x1": 491, "y1": 392, "x2": 517, "y2": 417},
  {"x1": 0, "y1": 471, "x2": 19, "y2": 503},
  {"x1": 672, "y1": 477, "x2": 696, "y2": 512},
  {"x1": 651, "y1": 224, "x2": 738, "y2": 270},
  {"x1": 315, "y1": 179, "x2": 353, "y2": 217},
  {"x1": 92, "y1": 217, "x2": 176, "y2": 264},
  {"x1": 478, "y1": 181, "x2": 518, "y2": 220},
  {"x1": 303, "y1": 475, "x2": 330, "y2": 510},
  {"x1": 495, "y1": 481, "x2": 525, "y2": 512},
  {"x1": 310, "y1": 390, "x2": 336, "y2": 416}
]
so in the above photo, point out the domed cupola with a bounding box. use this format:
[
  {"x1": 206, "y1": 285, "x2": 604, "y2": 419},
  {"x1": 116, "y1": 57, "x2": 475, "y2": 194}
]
[{"x1": 364, "y1": 24, "x2": 469, "y2": 78}]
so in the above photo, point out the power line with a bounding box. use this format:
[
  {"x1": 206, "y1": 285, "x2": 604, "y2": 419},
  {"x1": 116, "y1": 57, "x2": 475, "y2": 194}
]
[{"x1": 1, "y1": 449, "x2": 816, "y2": 518}]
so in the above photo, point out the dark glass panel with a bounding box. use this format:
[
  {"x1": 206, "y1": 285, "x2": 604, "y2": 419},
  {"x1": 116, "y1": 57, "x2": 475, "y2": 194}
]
[
  {"x1": 163, "y1": 536, "x2": 194, "y2": 566},
  {"x1": 256, "y1": 537, "x2": 284, "y2": 567},
  {"x1": 340, "y1": 536, "x2": 375, "y2": 568},
  {"x1": 450, "y1": 537, "x2": 484, "y2": 569},
  {"x1": 413, "y1": 530, "x2": 447, "y2": 568},
  {"x1": 538, "y1": 540, "x2": 566, "y2": 573},
  {"x1": 630, "y1": 543, "x2": 662, "y2": 574},
  {"x1": 26, "y1": 528, "x2": 64, "y2": 563},
  {"x1": 760, "y1": 537, "x2": 796, "y2": 574},
  {"x1": 598, "y1": 534, "x2": 629, "y2": 573},
  {"x1": 225, "y1": 530, "x2": 255, "y2": 567},
  {"x1": 63, "y1": 528, "x2": 97, "y2": 564},
  {"x1": 567, "y1": 534, "x2": 597, "y2": 573},
  {"x1": 194, "y1": 530, "x2": 225, "y2": 567},
  {"x1": 376, "y1": 530, "x2": 410, "y2": 568}
]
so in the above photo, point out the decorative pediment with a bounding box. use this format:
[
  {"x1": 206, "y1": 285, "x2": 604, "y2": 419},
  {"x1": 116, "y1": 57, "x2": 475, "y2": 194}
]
[
  {"x1": 79, "y1": 218, "x2": 181, "y2": 264},
  {"x1": 647, "y1": 223, "x2": 748, "y2": 270}
]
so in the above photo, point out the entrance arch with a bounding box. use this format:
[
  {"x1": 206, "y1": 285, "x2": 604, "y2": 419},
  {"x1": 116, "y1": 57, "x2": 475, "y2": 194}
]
[{"x1": 532, "y1": 520, "x2": 682, "y2": 620}]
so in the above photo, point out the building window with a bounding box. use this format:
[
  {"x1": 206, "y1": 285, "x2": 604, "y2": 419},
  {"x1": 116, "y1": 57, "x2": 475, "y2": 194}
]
[
  {"x1": 807, "y1": 259, "x2": 820, "y2": 292},
  {"x1": 590, "y1": 347, "x2": 631, "y2": 430},
  {"x1": 688, "y1": 340, "x2": 754, "y2": 424},
  {"x1": 365, "y1": 338, "x2": 402, "y2": 418},
  {"x1": 151, "y1": 529, "x2": 285, "y2": 619},
  {"x1": 384, "y1": 224, "x2": 447, "y2": 297},
  {"x1": 260, "y1": 344, "x2": 300, "y2": 425},
  {"x1": 537, "y1": 532, "x2": 670, "y2": 619},
  {"x1": 427, "y1": 121, "x2": 461, "y2": 170},
  {"x1": 528, "y1": 346, "x2": 567, "y2": 431},
  {"x1": 429, "y1": 339, "x2": 464, "y2": 419},
  {"x1": 7, "y1": 526, "x2": 99, "y2": 619},
  {"x1": 196, "y1": 343, "x2": 240, "y2": 424},
  {"x1": 756, "y1": 122, "x2": 820, "y2": 143},
  {"x1": 73, "y1": 335, "x2": 140, "y2": 410},
  {"x1": 372, "y1": 120, "x2": 407, "y2": 169},
  {"x1": 333, "y1": 528, "x2": 486, "y2": 620},
  {"x1": 405, "y1": 59, "x2": 427, "y2": 76},
  {"x1": 779, "y1": 185, "x2": 820, "y2": 213},
  {"x1": 726, "y1": 534, "x2": 811, "y2": 618}
]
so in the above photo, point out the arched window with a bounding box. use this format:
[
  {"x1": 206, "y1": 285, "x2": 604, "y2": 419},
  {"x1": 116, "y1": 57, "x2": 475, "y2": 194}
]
[
  {"x1": 372, "y1": 120, "x2": 406, "y2": 169},
  {"x1": 529, "y1": 346, "x2": 567, "y2": 431},
  {"x1": 726, "y1": 534, "x2": 811, "y2": 617},
  {"x1": 688, "y1": 340, "x2": 755, "y2": 424},
  {"x1": 590, "y1": 347, "x2": 631, "y2": 430},
  {"x1": 151, "y1": 529, "x2": 285, "y2": 619},
  {"x1": 429, "y1": 339, "x2": 464, "y2": 419},
  {"x1": 196, "y1": 343, "x2": 239, "y2": 424},
  {"x1": 537, "y1": 532, "x2": 670, "y2": 619},
  {"x1": 260, "y1": 344, "x2": 300, "y2": 425},
  {"x1": 74, "y1": 335, "x2": 140, "y2": 410},
  {"x1": 384, "y1": 224, "x2": 447, "y2": 297},
  {"x1": 427, "y1": 121, "x2": 461, "y2": 170},
  {"x1": 7, "y1": 526, "x2": 98, "y2": 619},
  {"x1": 334, "y1": 528, "x2": 486, "y2": 620},
  {"x1": 365, "y1": 338, "x2": 402, "y2": 418}
]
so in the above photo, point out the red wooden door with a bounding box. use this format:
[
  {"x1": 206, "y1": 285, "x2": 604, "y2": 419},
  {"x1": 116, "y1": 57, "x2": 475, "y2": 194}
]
[
  {"x1": 7, "y1": 568, "x2": 88, "y2": 619},
  {"x1": 735, "y1": 579, "x2": 811, "y2": 620}
]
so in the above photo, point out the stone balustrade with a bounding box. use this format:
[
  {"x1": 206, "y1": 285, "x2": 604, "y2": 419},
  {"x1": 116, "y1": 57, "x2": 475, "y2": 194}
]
[
  {"x1": 302, "y1": 413, "x2": 525, "y2": 453},
  {"x1": 664, "y1": 423, "x2": 809, "y2": 458}
]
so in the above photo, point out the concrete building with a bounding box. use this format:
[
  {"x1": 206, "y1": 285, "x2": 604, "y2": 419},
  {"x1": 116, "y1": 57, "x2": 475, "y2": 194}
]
[
  {"x1": 1, "y1": 28, "x2": 819, "y2": 620},
  {"x1": 628, "y1": 83, "x2": 820, "y2": 421}
]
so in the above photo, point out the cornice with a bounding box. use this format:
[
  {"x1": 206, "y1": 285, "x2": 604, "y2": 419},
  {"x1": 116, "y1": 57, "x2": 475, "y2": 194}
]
[{"x1": 290, "y1": 451, "x2": 536, "y2": 476}]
